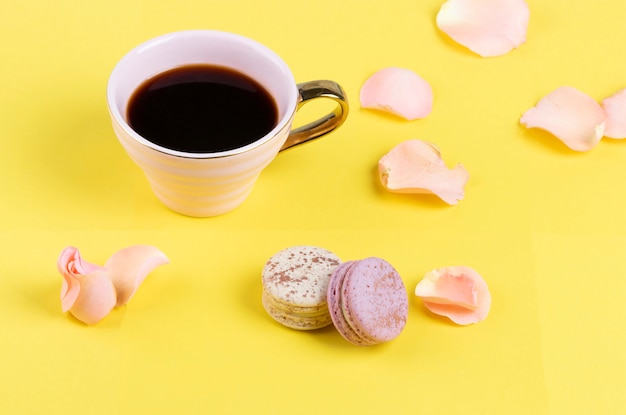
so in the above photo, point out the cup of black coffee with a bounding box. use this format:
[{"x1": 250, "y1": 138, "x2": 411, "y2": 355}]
[{"x1": 107, "y1": 30, "x2": 348, "y2": 217}]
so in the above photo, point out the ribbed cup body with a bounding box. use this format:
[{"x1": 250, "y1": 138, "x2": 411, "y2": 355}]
[{"x1": 107, "y1": 30, "x2": 298, "y2": 217}]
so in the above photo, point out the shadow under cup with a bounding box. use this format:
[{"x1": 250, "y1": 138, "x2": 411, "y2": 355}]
[{"x1": 107, "y1": 30, "x2": 347, "y2": 217}]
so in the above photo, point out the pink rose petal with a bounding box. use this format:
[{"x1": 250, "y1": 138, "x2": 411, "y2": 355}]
[
  {"x1": 601, "y1": 88, "x2": 626, "y2": 139},
  {"x1": 437, "y1": 0, "x2": 530, "y2": 57},
  {"x1": 104, "y1": 245, "x2": 170, "y2": 306},
  {"x1": 415, "y1": 266, "x2": 491, "y2": 325},
  {"x1": 416, "y1": 272, "x2": 478, "y2": 309},
  {"x1": 378, "y1": 139, "x2": 469, "y2": 205},
  {"x1": 360, "y1": 67, "x2": 433, "y2": 120},
  {"x1": 68, "y1": 270, "x2": 117, "y2": 325},
  {"x1": 520, "y1": 86, "x2": 606, "y2": 151},
  {"x1": 57, "y1": 247, "x2": 105, "y2": 312}
]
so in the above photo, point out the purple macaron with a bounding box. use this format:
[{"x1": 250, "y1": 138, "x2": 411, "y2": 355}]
[{"x1": 327, "y1": 257, "x2": 408, "y2": 346}]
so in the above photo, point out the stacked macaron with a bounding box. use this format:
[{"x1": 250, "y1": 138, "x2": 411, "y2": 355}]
[
  {"x1": 261, "y1": 246, "x2": 409, "y2": 345},
  {"x1": 261, "y1": 246, "x2": 341, "y2": 330}
]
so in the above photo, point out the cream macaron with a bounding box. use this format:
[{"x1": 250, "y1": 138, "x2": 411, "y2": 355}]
[{"x1": 261, "y1": 246, "x2": 341, "y2": 330}]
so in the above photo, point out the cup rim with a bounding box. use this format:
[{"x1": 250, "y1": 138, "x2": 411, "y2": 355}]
[{"x1": 106, "y1": 30, "x2": 299, "y2": 159}]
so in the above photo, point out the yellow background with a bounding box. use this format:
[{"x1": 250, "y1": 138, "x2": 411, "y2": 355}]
[{"x1": 1, "y1": 1, "x2": 625, "y2": 413}]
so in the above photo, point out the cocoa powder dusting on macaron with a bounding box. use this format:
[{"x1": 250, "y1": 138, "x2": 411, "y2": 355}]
[
  {"x1": 327, "y1": 257, "x2": 408, "y2": 346},
  {"x1": 261, "y1": 246, "x2": 342, "y2": 330}
]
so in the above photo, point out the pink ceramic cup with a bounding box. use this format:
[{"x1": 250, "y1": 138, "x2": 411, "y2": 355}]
[{"x1": 107, "y1": 30, "x2": 348, "y2": 217}]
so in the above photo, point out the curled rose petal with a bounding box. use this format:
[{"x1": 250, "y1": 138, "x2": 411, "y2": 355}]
[
  {"x1": 415, "y1": 266, "x2": 491, "y2": 325},
  {"x1": 104, "y1": 245, "x2": 170, "y2": 306},
  {"x1": 359, "y1": 67, "x2": 433, "y2": 120},
  {"x1": 436, "y1": 0, "x2": 530, "y2": 57},
  {"x1": 601, "y1": 88, "x2": 626, "y2": 139},
  {"x1": 68, "y1": 270, "x2": 117, "y2": 325},
  {"x1": 57, "y1": 247, "x2": 105, "y2": 312},
  {"x1": 378, "y1": 139, "x2": 469, "y2": 205},
  {"x1": 520, "y1": 86, "x2": 606, "y2": 151},
  {"x1": 57, "y1": 245, "x2": 169, "y2": 324}
]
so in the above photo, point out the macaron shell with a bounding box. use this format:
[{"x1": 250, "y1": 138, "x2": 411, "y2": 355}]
[
  {"x1": 340, "y1": 258, "x2": 408, "y2": 344},
  {"x1": 327, "y1": 261, "x2": 376, "y2": 346},
  {"x1": 262, "y1": 246, "x2": 341, "y2": 308}
]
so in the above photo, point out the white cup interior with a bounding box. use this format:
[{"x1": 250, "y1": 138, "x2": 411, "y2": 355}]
[{"x1": 107, "y1": 30, "x2": 299, "y2": 158}]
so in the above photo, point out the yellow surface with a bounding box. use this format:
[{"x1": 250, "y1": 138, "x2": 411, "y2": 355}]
[{"x1": 1, "y1": 1, "x2": 625, "y2": 414}]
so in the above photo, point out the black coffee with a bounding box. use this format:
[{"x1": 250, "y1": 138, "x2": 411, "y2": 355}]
[{"x1": 127, "y1": 64, "x2": 278, "y2": 153}]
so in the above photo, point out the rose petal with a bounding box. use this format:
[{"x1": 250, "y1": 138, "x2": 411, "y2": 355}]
[
  {"x1": 57, "y1": 247, "x2": 105, "y2": 312},
  {"x1": 415, "y1": 270, "x2": 478, "y2": 309},
  {"x1": 104, "y1": 245, "x2": 169, "y2": 306},
  {"x1": 378, "y1": 139, "x2": 469, "y2": 205},
  {"x1": 601, "y1": 88, "x2": 626, "y2": 139},
  {"x1": 360, "y1": 67, "x2": 433, "y2": 120},
  {"x1": 415, "y1": 266, "x2": 491, "y2": 325},
  {"x1": 68, "y1": 270, "x2": 117, "y2": 325},
  {"x1": 520, "y1": 86, "x2": 606, "y2": 151},
  {"x1": 437, "y1": 0, "x2": 530, "y2": 57}
]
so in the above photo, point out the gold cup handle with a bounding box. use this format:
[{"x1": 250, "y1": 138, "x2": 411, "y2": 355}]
[{"x1": 280, "y1": 80, "x2": 349, "y2": 151}]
